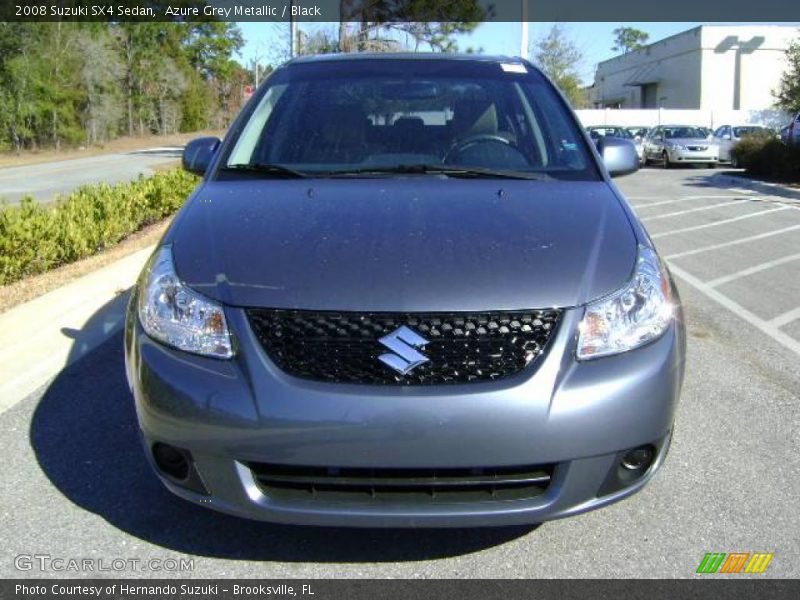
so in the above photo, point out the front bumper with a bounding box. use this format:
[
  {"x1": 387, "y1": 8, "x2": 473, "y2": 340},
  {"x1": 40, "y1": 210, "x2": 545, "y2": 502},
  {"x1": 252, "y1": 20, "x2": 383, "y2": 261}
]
[
  {"x1": 667, "y1": 148, "x2": 719, "y2": 163},
  {"x1": 124, "y1": 297, "x2": 685, "y2": 527}
]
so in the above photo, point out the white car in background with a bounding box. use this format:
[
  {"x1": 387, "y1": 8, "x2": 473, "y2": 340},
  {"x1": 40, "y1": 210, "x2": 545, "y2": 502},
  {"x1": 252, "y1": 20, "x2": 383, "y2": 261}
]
[
  {"x1": 643, "y1": 125, "x2": 719, "y2": 168},
  {"x1": 586, "y1": 126, "x2": 644, "y2": 165},
  {"x1": 712, "y1": 124, "x2": 770, "y2": 167}
]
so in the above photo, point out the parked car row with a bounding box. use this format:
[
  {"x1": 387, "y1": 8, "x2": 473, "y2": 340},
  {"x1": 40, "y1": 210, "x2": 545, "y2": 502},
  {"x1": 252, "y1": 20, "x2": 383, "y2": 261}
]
[{"x1": 585, "y1": 122, "x2": 778, "y2": 168}]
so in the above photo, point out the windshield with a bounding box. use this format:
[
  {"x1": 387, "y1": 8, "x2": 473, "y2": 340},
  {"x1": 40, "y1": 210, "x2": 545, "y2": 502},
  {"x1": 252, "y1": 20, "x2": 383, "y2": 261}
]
[
  {"x1": 222, "y1": 59, "x2": 597, "y2": 180},
  {"x1": 733, "y1": 126, "x2": 765, "y2": 137},
  {"x1": 664, "y1": 127, "x2": 707, "y2": 139},
  {"x1": 587, "y1": 127, "x2": 632, "y2": 139}
]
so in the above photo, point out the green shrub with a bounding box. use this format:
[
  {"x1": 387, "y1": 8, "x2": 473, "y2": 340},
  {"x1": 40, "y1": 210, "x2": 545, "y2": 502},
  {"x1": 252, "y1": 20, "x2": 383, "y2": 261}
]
[
  {"x1": 0, "y1": 169, "x2": 198, "y2": 285},
  {"x1": 731, "y1": 134, "x2": 800, "y2": 181}
]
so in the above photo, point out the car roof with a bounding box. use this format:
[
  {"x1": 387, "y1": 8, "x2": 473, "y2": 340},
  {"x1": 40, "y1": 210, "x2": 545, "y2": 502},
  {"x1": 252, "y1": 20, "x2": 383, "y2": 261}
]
[{"x1": 287, "y1": 52, "x2": 524, "y2": 66}]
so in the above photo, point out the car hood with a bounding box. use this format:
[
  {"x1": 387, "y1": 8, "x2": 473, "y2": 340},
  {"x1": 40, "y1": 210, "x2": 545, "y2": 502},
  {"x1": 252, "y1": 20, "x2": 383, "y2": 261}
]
[{"x1": 169, "y1": 178, "x2": 638, "y2": 312}]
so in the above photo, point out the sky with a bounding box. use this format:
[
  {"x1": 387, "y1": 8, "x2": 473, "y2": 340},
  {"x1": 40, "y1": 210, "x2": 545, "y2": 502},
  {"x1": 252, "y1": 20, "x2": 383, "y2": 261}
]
[
  {"x1": 236, "y1": 22, "x2": 709, "y2": 85},
  {"x1": 237, "y1": 21, "x2": 798, "y2": 85}
]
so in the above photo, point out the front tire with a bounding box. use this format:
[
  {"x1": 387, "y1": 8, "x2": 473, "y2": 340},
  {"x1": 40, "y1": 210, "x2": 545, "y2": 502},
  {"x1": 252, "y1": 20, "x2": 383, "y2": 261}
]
[
  {"x1": 662, "y1": 152, "x2": 672, "y2": 169},
  {"x1": 731, "y1": 155, "x2": 740, "y2": 168}
]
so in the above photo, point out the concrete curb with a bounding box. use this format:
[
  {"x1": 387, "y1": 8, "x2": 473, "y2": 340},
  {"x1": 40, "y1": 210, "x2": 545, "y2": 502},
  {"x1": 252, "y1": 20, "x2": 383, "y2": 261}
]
[{"x1": 0, "y1": 245, "x2": 155, "y2": 415}]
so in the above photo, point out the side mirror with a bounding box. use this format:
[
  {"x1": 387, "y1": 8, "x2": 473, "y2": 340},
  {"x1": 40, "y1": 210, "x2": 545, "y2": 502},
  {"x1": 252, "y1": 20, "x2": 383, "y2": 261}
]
[
  {"x1": 722, "y1": 134, "x2": 731, "y2": 140},
  {"x1": 598, "y1": 136, "x2": 639, "y2": 178},
  {"x1": 182, "y1": 137, "x2": 221, "y2": 176},
  {"x1": 655, "y1": 135, "x2": 663, "y2": 141}
]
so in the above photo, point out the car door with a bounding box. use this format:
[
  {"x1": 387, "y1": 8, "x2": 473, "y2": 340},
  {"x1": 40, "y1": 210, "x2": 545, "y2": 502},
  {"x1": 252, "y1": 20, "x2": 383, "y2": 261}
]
[
  {"x1": 647, "y1": 127, "x2": 664, "y2": 158},
  {"x1": 716, "y1": 126, "x2": 733, "y2": 161},
  {"x1": 643, "y1": 128, "x2": 654, "y2": 158}
]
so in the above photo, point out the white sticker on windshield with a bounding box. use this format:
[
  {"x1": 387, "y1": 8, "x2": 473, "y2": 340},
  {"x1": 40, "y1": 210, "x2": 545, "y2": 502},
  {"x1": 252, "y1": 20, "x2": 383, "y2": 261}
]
[{"x1": 501, "y1": 63, "x2": 527, "y2": 73}]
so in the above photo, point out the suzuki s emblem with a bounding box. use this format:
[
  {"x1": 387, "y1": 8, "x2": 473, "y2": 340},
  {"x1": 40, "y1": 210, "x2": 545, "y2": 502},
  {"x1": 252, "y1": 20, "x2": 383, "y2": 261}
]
[{"x1": 378, "y1": 326, "x2": 430, "y2": 375}]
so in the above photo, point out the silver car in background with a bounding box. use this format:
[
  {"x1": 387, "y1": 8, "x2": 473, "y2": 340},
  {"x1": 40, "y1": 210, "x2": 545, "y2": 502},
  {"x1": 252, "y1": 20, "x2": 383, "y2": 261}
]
[
  {"x1": 586, "y1": 126, "x2": 644, "y2": 165},
  {"x1": 626, "y1": 126, "x2": 650, "y2": 142},
  {"x1": 643, "y1": 125, "x2": 719, "y2": 168},
  {"x1": 712, "y1": 124, "x2": 769, "y2": 167}
]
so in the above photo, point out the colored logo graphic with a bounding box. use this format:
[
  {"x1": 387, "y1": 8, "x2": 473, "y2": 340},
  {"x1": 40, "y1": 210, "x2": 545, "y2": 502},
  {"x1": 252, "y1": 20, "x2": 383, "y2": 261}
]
[{"x1": 696, "y1": 552, "x2": 774, "y2": 574}]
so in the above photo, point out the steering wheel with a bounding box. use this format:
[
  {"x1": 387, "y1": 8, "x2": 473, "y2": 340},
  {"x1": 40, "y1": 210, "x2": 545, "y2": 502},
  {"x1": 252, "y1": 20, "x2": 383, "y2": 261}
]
[{"x1": 442, "y1": 134, "x2": 515, "y2": 164}]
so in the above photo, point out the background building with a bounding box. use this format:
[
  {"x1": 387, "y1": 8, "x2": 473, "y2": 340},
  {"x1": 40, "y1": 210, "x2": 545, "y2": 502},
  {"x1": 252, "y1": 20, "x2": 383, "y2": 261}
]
[{"x1": 589, "y1": 25, "x2": 798, "y2": 112}]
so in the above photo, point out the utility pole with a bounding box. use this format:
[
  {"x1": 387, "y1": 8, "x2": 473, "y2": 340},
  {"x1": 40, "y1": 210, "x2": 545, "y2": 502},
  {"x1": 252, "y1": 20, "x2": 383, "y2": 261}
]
[
  {"x1": 289, "y1": 1, "x2": 297, "y2": 58},
  {"x1": 520, "y1": 0, "x2": 528, "y2": 60},
  {"x1": 251, "y1": 56, "x2": 261, "y2": 87}
]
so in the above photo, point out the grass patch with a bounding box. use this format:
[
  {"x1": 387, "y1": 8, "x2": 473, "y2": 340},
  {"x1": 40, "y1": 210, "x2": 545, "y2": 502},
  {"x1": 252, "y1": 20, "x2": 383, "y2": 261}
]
[{"x1": 0, "y1": 169, "x2": 198, "y2": 286}]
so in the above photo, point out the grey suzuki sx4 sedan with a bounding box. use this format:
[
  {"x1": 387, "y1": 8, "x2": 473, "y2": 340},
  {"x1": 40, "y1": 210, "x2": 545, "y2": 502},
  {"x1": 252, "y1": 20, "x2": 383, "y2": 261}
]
[{"x1": 125, "y1": 54, "x2": 685, "y2": 527}]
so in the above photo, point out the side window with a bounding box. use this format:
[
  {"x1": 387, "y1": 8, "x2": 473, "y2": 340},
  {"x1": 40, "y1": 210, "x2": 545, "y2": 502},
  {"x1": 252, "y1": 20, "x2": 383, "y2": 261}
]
[
  {"x1": 519, "y1": 81, "x2": 590, "y2": 170},
  {"x1": 713, "y1": 126, "x2": 725, "y2": 137},
  {"x1": 227, "y1": 84, "x2": 288, "y2": 165}
]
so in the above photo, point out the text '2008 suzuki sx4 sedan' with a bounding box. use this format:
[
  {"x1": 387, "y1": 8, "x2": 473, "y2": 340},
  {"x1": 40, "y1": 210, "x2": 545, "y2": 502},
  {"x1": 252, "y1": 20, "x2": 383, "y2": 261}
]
[{"x1": 125, "y1": 54, "x2": 685, "y2": 527}]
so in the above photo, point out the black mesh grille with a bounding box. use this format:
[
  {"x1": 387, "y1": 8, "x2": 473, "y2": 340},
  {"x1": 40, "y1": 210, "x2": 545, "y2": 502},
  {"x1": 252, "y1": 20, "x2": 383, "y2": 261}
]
[
  {"x1": 249, "y1": 463, "x2": 554, "y2": 504},
  {"x1": 246, "y1": 309, "x2": 561, "y2": 385}
]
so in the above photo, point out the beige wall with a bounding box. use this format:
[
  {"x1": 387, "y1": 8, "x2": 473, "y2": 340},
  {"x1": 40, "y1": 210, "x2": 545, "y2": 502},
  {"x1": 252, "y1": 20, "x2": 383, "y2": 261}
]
[
  {"x1": 593, "y1": 27, "x2": 703, "y2": 109},
  {"x1": 700, "y1": 26, "x2": 798, "y2": 111},
  {"x1": 592, "y1": 26, "x2": 798, "y2": 111}
]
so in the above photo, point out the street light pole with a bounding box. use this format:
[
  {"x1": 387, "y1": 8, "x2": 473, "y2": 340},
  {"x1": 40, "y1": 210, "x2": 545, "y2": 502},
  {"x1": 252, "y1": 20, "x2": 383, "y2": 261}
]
[
  {"x1": 520, "y1": 1, "x2": 528, "y2": 59},
  {"x1": 289, "y1": 1, "x2": 297, "y2": 58}
]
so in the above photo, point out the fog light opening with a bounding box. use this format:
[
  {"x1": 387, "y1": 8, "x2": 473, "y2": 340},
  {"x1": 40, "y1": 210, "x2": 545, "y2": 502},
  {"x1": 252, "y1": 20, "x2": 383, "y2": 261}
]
[
  {"x1": 621, "y1": 445, "x2": 656, "y2": 471},
  {"x1": 152, "y1": 443, "x2": 190, "y2": 481}
]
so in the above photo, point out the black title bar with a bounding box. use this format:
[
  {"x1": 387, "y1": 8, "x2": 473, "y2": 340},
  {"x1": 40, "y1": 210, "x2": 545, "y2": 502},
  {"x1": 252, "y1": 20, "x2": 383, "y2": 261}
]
[
  {"x1": 2, "y1": 0, "x2": 800, "y2": 22},
  {"x1": 3, "y1": 579, "x2": 800, "y2": 600}
]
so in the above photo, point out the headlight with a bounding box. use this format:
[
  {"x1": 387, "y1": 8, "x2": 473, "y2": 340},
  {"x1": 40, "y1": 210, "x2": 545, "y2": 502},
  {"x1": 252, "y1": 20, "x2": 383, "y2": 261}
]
[
  {"x1": 577, "y1": 246, "x2": 673, "y2": 360},
  {"x1": 137, "y1": 246, "x2": 233, "y2": 359}
]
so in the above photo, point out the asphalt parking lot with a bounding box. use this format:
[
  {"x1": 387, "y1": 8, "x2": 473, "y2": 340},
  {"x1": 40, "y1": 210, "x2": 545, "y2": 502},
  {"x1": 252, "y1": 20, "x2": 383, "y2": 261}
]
[
  {"x1": 0, "y1": 166, "x2": 798, "y2": 579},
  {"x1": 0, "y1": 147, "x2": 183, "y2": 205}
]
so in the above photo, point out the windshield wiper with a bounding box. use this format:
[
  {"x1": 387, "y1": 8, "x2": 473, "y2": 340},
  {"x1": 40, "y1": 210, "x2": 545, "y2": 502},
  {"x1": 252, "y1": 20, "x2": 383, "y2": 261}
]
[
  {"x1": 322, "y1": 164, "x2": 549, "y2": 180},
  {"x1": 223, "y1": 163, "x2": 308, "y2": 178}
]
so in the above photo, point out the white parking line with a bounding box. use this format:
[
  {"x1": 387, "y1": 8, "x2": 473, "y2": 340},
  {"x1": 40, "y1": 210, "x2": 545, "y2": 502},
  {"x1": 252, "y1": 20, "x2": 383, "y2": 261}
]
[
  {"x1": 770, "y1": 306, "x2": 800, "y2": 329},
  {"x1": 706, "y1": 253, "x2": 800, "y2": 287},
  {"x1": 652, "y1": 206, "x2": 790, "y2": 239},
  {"x1": 665, "y1": 225, "x2": 800, "y2": 259},
  {"x1": 629, "y1": 195, "x2": 747, "y2": 209},
  {"x1": 641, "y1": 199, "x2": 752, "y2": 221},
  {"x1": 667, "y1": 263, "x2": 800, "y2": 357}
]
